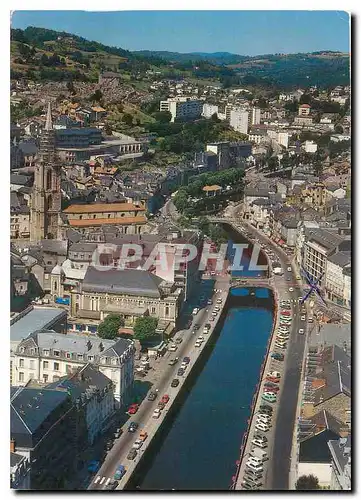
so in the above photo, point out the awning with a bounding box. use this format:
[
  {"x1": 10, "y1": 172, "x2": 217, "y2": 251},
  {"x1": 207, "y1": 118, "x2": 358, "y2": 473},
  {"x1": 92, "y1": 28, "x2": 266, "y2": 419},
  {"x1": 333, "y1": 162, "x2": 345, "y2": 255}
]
[{"x1": 77, "y1": 309, "x2": 101, "y2": 320}]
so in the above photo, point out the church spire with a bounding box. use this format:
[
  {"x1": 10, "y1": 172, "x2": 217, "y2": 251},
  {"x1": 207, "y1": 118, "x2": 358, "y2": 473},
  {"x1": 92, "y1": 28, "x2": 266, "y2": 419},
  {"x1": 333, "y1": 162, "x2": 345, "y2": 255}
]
[{"x1": 45, "y1": 101, "x2": 53, "y2": 131}]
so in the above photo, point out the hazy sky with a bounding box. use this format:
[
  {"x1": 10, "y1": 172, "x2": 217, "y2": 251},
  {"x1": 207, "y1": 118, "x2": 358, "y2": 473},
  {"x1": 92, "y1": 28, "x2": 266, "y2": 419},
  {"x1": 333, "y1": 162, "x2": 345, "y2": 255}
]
[{"x1": 11, "y1": 10, "x2": 350, "y2": 55}]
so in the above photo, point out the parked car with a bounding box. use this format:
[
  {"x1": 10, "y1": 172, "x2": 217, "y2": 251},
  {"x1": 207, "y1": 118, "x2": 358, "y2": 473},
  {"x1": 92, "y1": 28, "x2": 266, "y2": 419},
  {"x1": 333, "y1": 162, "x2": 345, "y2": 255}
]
[
  {"x1": 255, "y1": 422, "x2": 270, "y2": 432},
  {"x1": 207, "y1": 299, "x2": 213, "y2": 305},
  {"x1": 205, "y1": 323, "x2": 211, "y2": 330},
  {"x1": 169, "y1": 344, "x2": 177, "y2": 352},
  {"x1": 271, "y1": 352, "x2": 284, "y2": 361},
  {"x1": 147, "y1": 391, "x2": 157, "y2": 401},
  {"x1": 195, "y1": 341, "x2": 202, "y2": 348},
  {"x1": 127, "y1": 449, "x2": 137, "y2": 461},
  {"x1": 127, "y1": 404, "x2": 139, "y2": 415},
  {"x1": 299, "y1": 329, "x2": 305, "y2": 335},
  {"x1": 180, "y1": 362, "x2": 188, "y2": 370},
  {"x1": 105, "y1": 480, "x2": 119, "y2": 490},
  {"x1": 152, "y1": 408, "x2": 161, "y2": 419},
  {"x1": 252, "y1": 438, "x2": 267, "y2": 448},
  {"x1": 128, "y1": 422, "x2": 138, "y2": 433},
  {"x1": 105, "y1": 440, "x2": 114, "y2": 451},
  {"x1": 168, "y1": 358, "x2": 178, "y2": 366},
  {"x1": 114, "y1": 428, "x2": 123, "y2": 439},
  {"x1": 262, "y1": 393, "x2": 277, "y2": 403},
  {"x1": 246, "y1": 462, "x2": 264, "y2": 472},
  {"x1": 259, "y1": 404, "x2": 273, "y2": 413},
  {"x1": 158, "y1": 401, "x2": 166, "y2": 410},
  {"x1": 113, "y1": 465, "x2": 126, "y2": 480},
  {"x1": 193, "y1": 324, "x2": 200, "y2": 331},
  {"x1": 197, "y1": 336, "x2": 204, "y2": 342},
  {"x1": 183, "y1": 357, "x2": 190, "y2": 364},
  {"x1": 192, "y1": 308, "x2": 199, "y2": 315},
  {"x1": 139, "y1": 430, "x2": 148, "y2": 442},
  {"x1": 177, "y1": 368, "x2": 185, "y2": 376},
  {"x1": 161, "y1": 394, "x2": 170, "y2": 404},
  {"x1": 132, "y1": 439, "x2": 143, "y2": 450},
  {"x1": 175, "y1": 337, "x2": 183, "y2": 344}
]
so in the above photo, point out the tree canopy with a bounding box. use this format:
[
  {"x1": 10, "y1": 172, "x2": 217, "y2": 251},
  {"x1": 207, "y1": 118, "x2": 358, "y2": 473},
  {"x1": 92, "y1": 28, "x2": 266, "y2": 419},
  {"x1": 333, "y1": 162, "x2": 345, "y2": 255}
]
[
  {"x1": 295, "y1": 475, "x2": 320, "y2": 490},
  {"x1": 97, "y1": 314, "x2": 124, "y2": 340},
  {"x1": 133, "y1": 316, "x2": 158, "y2": 342}
]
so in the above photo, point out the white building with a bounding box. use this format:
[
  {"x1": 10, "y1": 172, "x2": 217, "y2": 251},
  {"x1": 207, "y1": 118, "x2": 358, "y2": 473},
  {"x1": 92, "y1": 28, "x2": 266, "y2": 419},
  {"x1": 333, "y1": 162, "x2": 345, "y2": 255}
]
[
  {"x1": 230, "y1": 109, "x2": 249, "y2": 134},
  {"x1": 325, "y1": 252, "x2": 351, "y2": 306},
  {"x1": 13, "y1": 331, "x2": 135, "y2": 407},
  {"x1": 304, "y1": 140, "x2": 318, "y2": 153},
  {"x1": 250, "y1": 107, "x2": 261, "y2": 126},
  {"x1": 202, "y1": 103, "x2": 219, "y2": 119},
  {"x1": 160, "y1": 97, "x2": 203, "y2": 122}
]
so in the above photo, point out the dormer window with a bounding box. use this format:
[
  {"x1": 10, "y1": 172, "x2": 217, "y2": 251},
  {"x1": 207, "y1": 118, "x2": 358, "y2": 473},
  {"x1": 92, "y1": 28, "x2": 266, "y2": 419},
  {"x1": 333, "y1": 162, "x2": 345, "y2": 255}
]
[
  {"x1": 43, "y1": 349, "x2": 49, "y2": 356},
  {"x1": 77, "y1": 354, "x2": 83, "y2": 361},
  {"x1": 53, "y1": 350, "x2": 60, "y2": 357},
  {"x1": 66, "y1": 352, "x2": 71, "y2": 359}
]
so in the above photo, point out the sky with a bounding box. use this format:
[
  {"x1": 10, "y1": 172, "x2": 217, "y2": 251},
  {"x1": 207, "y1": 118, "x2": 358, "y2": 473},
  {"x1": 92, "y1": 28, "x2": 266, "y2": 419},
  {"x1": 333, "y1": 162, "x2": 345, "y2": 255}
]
[{"x1": 11, "y1": 10, "x2": 350, "y2": 56}]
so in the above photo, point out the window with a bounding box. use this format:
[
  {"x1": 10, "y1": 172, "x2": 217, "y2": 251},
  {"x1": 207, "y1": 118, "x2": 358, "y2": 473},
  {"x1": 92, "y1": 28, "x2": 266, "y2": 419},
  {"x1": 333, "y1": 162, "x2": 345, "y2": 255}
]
[
  {"x1": 88, "y1": 355, "x2": 94, "y2": 362},
  {"x1": 29, "y1": 360, "x2": 35, "y2": 370},
  {"x1": 43, "y1": 361, "x2": 49, "y2": 369},
  {"x1": 53, "y1": 350, "x2": 60, "y2": 357},
  {"x1": 165, "y1": 306, "x2": 170, "y2": 317},
  {"x1": 54, "y1": 362, "x2": 60, "y2": 371},
  {"x1": 53, "y1": 281, "x2": 57, "y2": 292},
  {"x1": 19, "y1": 359, "x2": 24, "y2": 368},
  {"x1": 66, "y1": 352, "x2": 71, "y2": 359},
  {"x1": 77, "y1": 354, "x2": 83, "y2": 361},
  {"x1": 30, "y1": 349, "x2": 35, "y2": 355},
  {"x1": 18, "y1": 372, "x2": 24, "y2": 382},
  {"x1": 43, "y1": 349, "x2": 49, "y2": 357},
  {"x1": 151, "y1": 307, "x2": 156, "y2": 314},
  {"x1": 43, "y1": 374, "x2": 48, "y2": 383}
]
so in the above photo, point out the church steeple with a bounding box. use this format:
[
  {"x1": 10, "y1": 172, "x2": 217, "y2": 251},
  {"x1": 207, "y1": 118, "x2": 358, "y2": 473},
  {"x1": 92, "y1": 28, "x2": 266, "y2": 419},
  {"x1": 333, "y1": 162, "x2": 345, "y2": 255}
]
[{"x1": 45, "y1": 101, "x2": 53, "y2": 131}]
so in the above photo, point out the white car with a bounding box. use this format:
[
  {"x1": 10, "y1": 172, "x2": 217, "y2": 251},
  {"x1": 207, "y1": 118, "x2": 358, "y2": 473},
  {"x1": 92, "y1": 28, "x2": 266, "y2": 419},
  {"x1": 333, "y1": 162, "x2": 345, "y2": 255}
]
[
  {"x1": 255, "y1": 423, "x2": 270, "y2": 432},
  {"x1": 180, "y1": 362, "x2": 188, "y2": 370},
  {"x1": 152, "y1": 408, "x2": 161, "y2": 419},
  {"x1": 287, "y1": 266, "x2": 292, "y2": 272},
  {"x1": 195, "y1": 341, "x2": 202, "y2": 348},
  {"x1": 301, "y1": 315, "x2": 306, "y2": 321},
  {"x1": 132, "y1": 439, "x2": 143, "y2": 450},
  {"x1": 256, "y1": 417, "x2": 271, "y2": 426},
  {"x1": 252, "y1": 438, "x2": 267, "y2": 449},
  {"x1": 203, "y1": 327, "x2": 210, "y2": 334},
  {"x1": 169, "y1": 344, "x2": 177, "y2": 352},
  {"x1": 197, "y1": 336, "x2": 204, "y2": 342},
  {"x1": 246, "y1": 462, "x2": 264, "y2": 473},
  {"x1": 216, "y1": 298, "x2": 223, "y2": 304},
  {"x1": 289, "y1": 287, "x2": 294, "y2": 292},
  {"x1": 299, "y1": 329, "x2": 305, "y2": 335},
  {"x1": 192, "y1": 308, "x2": 199, "y2": 315},
  {"x1": 247, "y1": 457, "x2": 263, "y2": 466}
]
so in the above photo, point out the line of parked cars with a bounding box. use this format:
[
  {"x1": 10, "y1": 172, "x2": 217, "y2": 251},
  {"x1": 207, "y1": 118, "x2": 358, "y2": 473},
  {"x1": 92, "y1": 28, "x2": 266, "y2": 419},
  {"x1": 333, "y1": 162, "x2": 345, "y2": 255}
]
[{"x1": 242, "y1": 404, "x2": 274, "y2": 490}]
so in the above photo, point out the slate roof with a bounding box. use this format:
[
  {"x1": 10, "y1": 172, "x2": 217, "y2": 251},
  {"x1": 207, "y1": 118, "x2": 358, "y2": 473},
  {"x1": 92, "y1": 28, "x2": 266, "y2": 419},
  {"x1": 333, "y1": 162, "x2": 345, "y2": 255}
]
[
  {"x1": 328, "y1": 436, "x2": 351, "y2": 474},
  {"x1": 83, "y1": 267, "x2": 163, "y2": 297},
  {"x1": 18, "y1": 141, "x2": 38, "y2": 156},
  {"x1": 10, "y1": 174, "x2": 32, "y2": 186},
  {"x1": 69, "y1": 242, "x2": 98, "y2": 253},
  {"x1": 40, "y1": 239, "x2": 68, "y2": 255},
  {"x1": 11, "y1": 307, "x2": 67, "y2": 343},
  {"x1": 11, "y1": 386, "x2": 70, "y2": 448},
  {"x1": 46, "y1": 363, "x2": 112, "y2": 400},
  {"x1": 306, "y1": 228, "x2": 345, "y2": 251},
  {"x1": 313, "y1": 345, "x2": 351, "y2": 405},
  {"x1": 327, "y1": 251, "x2": 351, "y2": 267},
  {"x1": 10, "y1": 452, "x2": 25, "y2": 468}
]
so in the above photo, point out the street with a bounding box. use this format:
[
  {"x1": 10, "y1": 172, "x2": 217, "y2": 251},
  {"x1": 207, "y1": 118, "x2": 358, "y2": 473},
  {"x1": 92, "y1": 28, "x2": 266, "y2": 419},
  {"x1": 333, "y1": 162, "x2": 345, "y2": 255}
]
[
  {"x1": 239, "y1": 220, "x2": 305, "y2": 490},
  {"x1": 88, "y1": 277, "x2": 229, "y2": 491}
]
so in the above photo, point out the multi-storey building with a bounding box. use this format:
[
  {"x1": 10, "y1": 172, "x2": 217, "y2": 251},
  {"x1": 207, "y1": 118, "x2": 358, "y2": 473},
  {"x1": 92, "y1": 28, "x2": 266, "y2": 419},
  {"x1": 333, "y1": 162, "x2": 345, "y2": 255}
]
[
  {"x1": 202, "y1": 103, "x2": 219, "y2": 119},
  {"x1": 61, "y1": 202, "x2": 147, "y2": 235},
  {"x1": 325, "y1": 252, "x2": 351, "y2": 306},
  {"x1": 13, "y1": 331, "x2": 135, "y2": 406},
  {"x1": 70, "y1": 267, "x2": 182, "y2": 330},
  {"x1": 11, "y1": 386, "x2": 80, "y2": 490},
  {"x1": 328, "y1": 436, "x2": 351, "y2": 490},
  {"x1": 160, "y1": 97, "x2": 203, "y2": 122},
  {"x1": 229, "y1": 109, "x2": 249, "y2": 134},
  {"x1": 47, "y1": 363, "x2": 116, "y2": 444}
]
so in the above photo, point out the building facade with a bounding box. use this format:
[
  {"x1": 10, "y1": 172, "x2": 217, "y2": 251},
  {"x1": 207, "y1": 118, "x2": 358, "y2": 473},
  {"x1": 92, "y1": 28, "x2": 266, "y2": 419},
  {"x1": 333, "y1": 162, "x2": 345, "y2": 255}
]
[{"x1": 13, "y1": 331, "x2": 135, "y2": 407}]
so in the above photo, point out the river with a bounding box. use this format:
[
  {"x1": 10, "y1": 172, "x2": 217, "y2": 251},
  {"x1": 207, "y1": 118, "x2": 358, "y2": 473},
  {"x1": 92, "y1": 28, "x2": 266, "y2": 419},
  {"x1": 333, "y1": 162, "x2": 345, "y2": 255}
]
[{"x1": 127, "y1": 229, "x2": 274, "y2": 490}]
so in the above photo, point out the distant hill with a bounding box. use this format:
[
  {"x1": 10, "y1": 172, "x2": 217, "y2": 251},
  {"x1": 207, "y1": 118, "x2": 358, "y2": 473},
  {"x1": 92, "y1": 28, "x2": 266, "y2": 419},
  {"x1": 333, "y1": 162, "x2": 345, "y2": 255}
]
[{"x1": 10, "y1": 26, "x2": 350, "y2": 89}]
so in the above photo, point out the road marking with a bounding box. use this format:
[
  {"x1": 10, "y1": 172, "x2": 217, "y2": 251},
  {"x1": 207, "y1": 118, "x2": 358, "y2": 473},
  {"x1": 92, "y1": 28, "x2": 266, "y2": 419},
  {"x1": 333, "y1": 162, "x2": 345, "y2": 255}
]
[
  {"x1": 100, "y1": 477, "x2": 106, "y2": 485},
  {"x1": 105, "y1": 478, "x2": 111, "y2": 486},
  {"x1": 94, "y1": 476, "x2": 101, "y2": 484}
]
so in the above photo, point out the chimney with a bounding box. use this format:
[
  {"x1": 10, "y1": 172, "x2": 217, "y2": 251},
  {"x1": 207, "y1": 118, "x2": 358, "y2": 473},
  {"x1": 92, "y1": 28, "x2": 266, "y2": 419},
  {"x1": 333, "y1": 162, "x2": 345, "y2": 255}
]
[
  {"x1": 86, "y1": 340, "x2": 92, "y2": 351},
  {"x1": 99, "y1": 342, "x2": 104, "y2": 352},
  {"x1": 10, "y1": 439, "x2": 15, "y2": 453}
]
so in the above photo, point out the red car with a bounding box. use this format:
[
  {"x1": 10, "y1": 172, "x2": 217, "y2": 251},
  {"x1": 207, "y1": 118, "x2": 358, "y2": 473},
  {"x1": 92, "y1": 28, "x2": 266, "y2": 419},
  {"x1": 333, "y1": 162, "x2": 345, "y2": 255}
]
[
  {"x1": 161, "y1": 394, "x2": 170, "y2": 404},
  {"x1": 127, "y1": 404, "x2": 139, "y2": 415},
  {"x1": 264, "y1": 384, "x2": 280, "y2": 392},
  {"x1": 266, "y1": 376, "x2": 280, "y2": 383}
]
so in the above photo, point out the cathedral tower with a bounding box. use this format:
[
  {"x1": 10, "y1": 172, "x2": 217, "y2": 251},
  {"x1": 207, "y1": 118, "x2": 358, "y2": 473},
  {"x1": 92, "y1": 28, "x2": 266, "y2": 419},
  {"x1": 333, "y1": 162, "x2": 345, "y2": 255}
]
[{"x1": 30, "y1": 102, "x2": 62, "y2": 242}]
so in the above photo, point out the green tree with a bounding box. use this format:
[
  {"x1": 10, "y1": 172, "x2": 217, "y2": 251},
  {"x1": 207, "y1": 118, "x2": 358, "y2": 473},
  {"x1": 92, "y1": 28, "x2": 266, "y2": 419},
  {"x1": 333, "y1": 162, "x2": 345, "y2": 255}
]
[
  {"x1": 98, "y1": 314, "x2": 124, "y2": 340},
  {"x1": 91, "y1": 89, "x2": 103, "y2": 103},
  {"x1": 122, "y1": 113, "x2": 133, "y2": 126},
  {"x1": 334, "y1": 124, "x2": 344, "y2": 134},
  {"x1": 133, "y1": 317, "x2": 158, "y2": 342},
  {"x1": 296, "y1": 475, "x2": 320, "y2": 490},
  {"x1": 152, "y1": 111, "x2": 172, "y2": 123}
]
